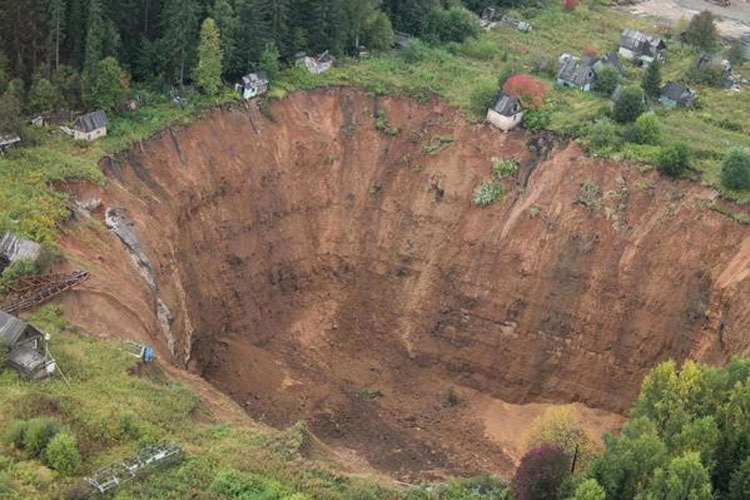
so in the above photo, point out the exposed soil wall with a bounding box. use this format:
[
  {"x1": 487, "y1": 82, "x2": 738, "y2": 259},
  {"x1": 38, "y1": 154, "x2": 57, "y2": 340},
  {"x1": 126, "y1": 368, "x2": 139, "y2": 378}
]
[{"x1": 58, "y1": 88, "x2": 750, "y2": 480}]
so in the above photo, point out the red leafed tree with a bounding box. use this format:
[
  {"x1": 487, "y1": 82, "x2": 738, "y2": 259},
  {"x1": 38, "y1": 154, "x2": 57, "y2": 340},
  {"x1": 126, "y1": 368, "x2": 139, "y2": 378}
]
[
  {"x1": 563, "y1": 0, "x2": 579, "y2": 11},
  {"x1": 503, "y1": 74, "x2": 548, "y2": 110},
  {"x1": 512, "y1": 445, "x2": 570, "y2": 500},
  {"x1": 584, "y1": 46, "x2": 599, "y2": 58}
]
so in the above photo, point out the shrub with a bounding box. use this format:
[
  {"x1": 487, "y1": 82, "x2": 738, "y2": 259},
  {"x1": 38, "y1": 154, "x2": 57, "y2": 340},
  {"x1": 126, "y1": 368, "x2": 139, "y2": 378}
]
[
  {"x1": 563, "y1": 0, "x2": 579, "y2": 11},
  {"x1": 523, "y1": 109, "x2": 551, "y2": 133},
  {"x1": 627, "y1": 113, "x2": 662, "y2": 145},
  {"x1": 23, "y1": 418, "x2": 61, "y2": 458},
  {"x1": 116, "y1": 411, "x2": 142, "y2": 440},
  {"x1": 211, "y1": 468, "x2": 289, "y2": 498},
  {"x1": 613, "y1": 86, "x2": 645, "y2": 124},
  {"x1": 400, "y1": 39, "x2": 430, "y2": 63},
  {"x1": 686, "y1": 11, "x2": 718, "y2": 51},
  {"x1": 444, "y1": 386, "x2": 461, "y2": 407},
  {"x1": 586, "y1": 119, "x2": 621, "y2": 151},
  {"x1": 503, "y1": 74, "x2": 547, "y2": 109},
  {"x1": 498, "y1": 63, "x2": 522, "y2": 89},
  {"x1": 474, "y1": 181, "x2": 504, "y2": 207},
  {"x1": 727, "y1": 40, "x2": 745, "y2": 66},
  {"x1": 584, "y1": 47, "x2": 599, "y2": 58},
  {"x1": 423, "y1": 6, "x2": 480, "y2": 43},
  {"x1": 44, "y1": 433, "x2": 80, "y2": 475},
  {"x1": 4, "y1": 420, "x2": 28, "y2": 449},
  {"x1": 721, "y1": 149, "x2": 750, "y2": 190},
  {"x1": 493, "y1": 159, "x2": 518, "y2": 178},
  {"x1": 572, "y1": 478, "x2": 607, "y2": 500},
  {"x1": 470, "y1": 80, "x2": 500, "y2": 119},
  {"x1": 512, "y1": 445, "x2": 570, "y2": 500},
  {"x1": 657, "y1": 142, "x2": 691, "y2": 177},
  {"x1": 595, "y1": 66, "x2": 620, "y2": 97}
]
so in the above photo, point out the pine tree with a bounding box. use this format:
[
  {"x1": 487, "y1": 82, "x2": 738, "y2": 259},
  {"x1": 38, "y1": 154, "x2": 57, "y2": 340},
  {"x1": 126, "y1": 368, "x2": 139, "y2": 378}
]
[
  {"x1": 195, "y1": 18, "x2": 223, "y2": 95},
  {"x1": 82, "y1": 56, "x2": 128, "y2": 111},
  {"x1": 258, "y1": 41, "x2": 280, "y2": 79},
  {"x1": 264, "y1": 0, "x2": 290, "y2": 56},
  {"x1": 162, "y1": 0, "x2": 200, "y2": 90},
  {"x1": 211, "y1": 0, "x2": 240, "y2": 78},
  {"x1": 84, "y1": 0, "x2": 106, "y2": 75},
  {"x1": 236, "y1": 0, "x2": 270, "y2": 66},
  {"x1": 47, "y1": 0, "x2": 67, "y2": 72},
  {"x1": 641, "y1": 58, "x2": 662, "y2": 100}
]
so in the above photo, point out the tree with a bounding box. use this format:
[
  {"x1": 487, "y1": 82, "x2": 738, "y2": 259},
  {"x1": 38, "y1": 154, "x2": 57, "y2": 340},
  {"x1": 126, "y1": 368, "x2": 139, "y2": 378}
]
[
  {"x1": 343, "y1": 0, "x2": 380, "y2": 50},
  {"x1": 362, "y1": 10, "x2": 394, "y2": 51},
  {"x1": 595, "y1": 66, "x2": 619, "y2": 96},
  {"x1": 645, "y1": 452, "x2": 713, "y2": 500},
  {"x1": 195, "y1": 18, "x2": 223, "y2": 95},
  {"x1": 571, "y1": 479, "x2": 606, "y2": 500},
  {"x1": 0, "y1": 94, "x2": 22, "y2": 134},
  {"x1": 512, "y1": 445, "x2": 570, "y2": 500},
  {"x1": 727, "y1": 40, "x2": 745, "y2": 66},
  {"x1": 728, "y1": 456, "x2": 750, "y2": 500},
  {"x1": 47, "y1": 0, "x2": 67, "y2": 72},
  {"x1": 162, "y1": 0, "x2": 199, "y2": 90},
  {"x1": 83, "y1": 0, "x2": 106, "y2": 75},
  {"x1": 43, "y1": 432, "x2": 80, "y2": 475},
  {"x1": 28, "y1": 77, "x2": 58, "y2": 113},
  {"x1": 423, "y1": 6, "x2": 479, "y2": 43},
  {"x1": 657, "y1": 142, "x2": 691, "y2": 177},
  {"x1": 721, "y1": 149, "x2": 750, "y2": 190},
  {"x1": 503, "y1": 74, "x2": 547, "y2": 109},
  {"x1": 0, "y1": 50, "x2": 8, "y2": 94},
  {"x1": 258, "y1": 42, "x2": 280, "y2": 80},
  {"x1": 686, "y1": 11, "x2": 718, "y2": 52},
  {"x1": 613, "y1": 86, "x2": 644, "y2": 123},
  {"x1": 236, "y1": 0, "x2": 271, "y2": 66},
  {"x1": 211, "y1": 0, "x2": 240, "y2": 77},
  {"x1": 528, "y1": 407, "x2": 600, "y2": 471},
  {"x1": 641, "y1": 58, "x2": 662, "y2": 100},
  {"x1": 82, "y1": 57, "x2": 128, "y2": 111}
]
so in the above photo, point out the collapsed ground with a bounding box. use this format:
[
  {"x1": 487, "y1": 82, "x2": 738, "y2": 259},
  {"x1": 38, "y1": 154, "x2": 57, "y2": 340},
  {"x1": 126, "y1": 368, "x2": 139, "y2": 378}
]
[{"x1": 53, "y1": 88, "x2": 750, "y2": 482}]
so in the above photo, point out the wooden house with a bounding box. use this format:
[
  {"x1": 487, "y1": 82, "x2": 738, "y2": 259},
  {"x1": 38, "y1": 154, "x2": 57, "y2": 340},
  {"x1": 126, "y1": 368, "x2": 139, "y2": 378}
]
[{"x1": 73, "y1": 110, "x2": 108, "y2": 141}]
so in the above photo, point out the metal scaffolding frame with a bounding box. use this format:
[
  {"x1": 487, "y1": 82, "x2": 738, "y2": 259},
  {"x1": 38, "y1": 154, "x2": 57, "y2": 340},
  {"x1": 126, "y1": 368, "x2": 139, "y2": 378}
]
[
  {"x1": 85, "y1": 442, "x2": 183, "y2": 495},
  {"x1": 0, "y1": 270, "x2": 90, "y2": 314}
]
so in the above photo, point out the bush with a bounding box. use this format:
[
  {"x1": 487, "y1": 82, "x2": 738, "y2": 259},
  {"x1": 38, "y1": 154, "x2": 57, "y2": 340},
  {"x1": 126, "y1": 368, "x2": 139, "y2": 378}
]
[
  {"x1": 23, "y1": 418, "x2": 61, "y2": 458},
  {"x1": 116, "y1": 411, "x2": 142, "y2": 440},
  {"x1": 474, "y1": 181, "x2": 505, "y2": 207},
  {"x1": 503, "y1": 74, "x2": 547, "y2": 109},
  {"x1": 498, "y1": 63, "x2": 522, "y2": 89},
  {"x1": 613, "y1": 86, "x2": 645, "y2": 124},
  {"x1": 512, "y1": 445, "x2": 570, "y2": 500},
  {"x1": 4, "y1": 420, "x2": 28, "y2": 449},
  {"x1": 686, "y1": 11, "x2": 718, "y2": 51},
  {"x1": 586, "y1": 119, "x2": 621, "y2": 151},
  {"x1": 563, "y1": 0, "x2": 579, "y2": 11},
  {"x1": 493, "y1": 159, "x2": 518, "y2": 178},
  {"x1": 400, "y1": 39, "x2": 430, "y2": 63},
  {"x1": 523, "y1": 109, "x2": 551, "y2": 133},
  {"x1": 44, "y1": 433, "x2": 80, "y2": 475},
  {"x1": 627, "y1": 113, "x2": 662, "y2": 145},
  {"x1": 470, "y1": 80, "x2": 500, "y2": 119},
  {"x1": 423, "y1": 6, "x2": 480, "y2": 43},
  {"x1": 572, "y1": 478, "x2": 607, "y2": 500},
  {"x1": 595, "y1": 66, "x2": 620, "y2": 97},
  {"x1": 721, "y1": 149, "x2": 750, "y2": 190},
  {"x1": 657, "y1": 142, "x2": 691, "y2": 177}
]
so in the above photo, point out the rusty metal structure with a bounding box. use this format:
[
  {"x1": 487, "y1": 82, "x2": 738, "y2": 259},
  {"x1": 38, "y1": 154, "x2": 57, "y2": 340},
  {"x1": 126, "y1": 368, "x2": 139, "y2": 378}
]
[{"x1": 1, "y1": 270, "x2": 90, "y2": 314}]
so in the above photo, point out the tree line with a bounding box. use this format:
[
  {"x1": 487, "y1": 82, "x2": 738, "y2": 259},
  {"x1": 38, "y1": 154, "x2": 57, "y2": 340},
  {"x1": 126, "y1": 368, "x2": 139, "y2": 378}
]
[{"x1": 0, "y1": 0, "x2": 527, "y2": 132}]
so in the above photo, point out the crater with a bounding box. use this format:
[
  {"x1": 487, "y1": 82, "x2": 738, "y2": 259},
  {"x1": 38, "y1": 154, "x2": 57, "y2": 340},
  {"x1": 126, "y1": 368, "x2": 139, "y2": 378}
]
[{"x1": 62, "y1": 89, "x2": 750, "y2": 481}]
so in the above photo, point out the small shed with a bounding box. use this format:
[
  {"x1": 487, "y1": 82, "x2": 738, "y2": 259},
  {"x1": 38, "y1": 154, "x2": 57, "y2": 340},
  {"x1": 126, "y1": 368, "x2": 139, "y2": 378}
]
[
  {"x1": 556, "y1": 58, "x2": 596, "y2": 91},
  {"x1": 486, "y1": 93, "x2": 523, "y2": 132},
  {"x1": 659, "y1": 81, "x2": 696, "y2": 109},
  {"x1": 297, "y1": 51, "x2": 335, "y2": 75},
  {"x1": 0, "y1": 309, "x2": 55, "y2": 379},
  {"x1": 0, "y1": 134, "x2": 21, "y2": 154},
  {"x1": 236, "y1": 72, "x2": 269, "y2": 99},
  {"x1": 619, "y1": 29, "x2": 666, "y2": 66},
  {"x1": 74, "y1": 110, "x2": 108, "y2": 141}
]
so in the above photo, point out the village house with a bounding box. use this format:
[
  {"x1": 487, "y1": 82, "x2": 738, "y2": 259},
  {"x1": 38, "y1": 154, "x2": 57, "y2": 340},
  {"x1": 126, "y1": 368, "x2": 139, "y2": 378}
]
[
  {"x1": 486, "y1": 93, "x2": 523, "y2": 132},
  {"x1": 0, "y1": 134, "x2": 21, "y2": 154},
  {"x1": 73, "y1": 110, "x2": 108, "y2": 141},
  {"x1": 235, "y1": 72, "x2": 269, "y2": 99},
  {"x1": 556, "y1": 55, "x2": 596, "y2": 91},
  {"x1": 619, "y1": 29, "x2": 667, "y2": 66},
  {"x1": 591, "y1": 51, "x2": 626, "y2": 76},
  {"x1": 659, "y1": 81, "x2": 696, "y2": 109},
  {"x1": 0, "y1": 309, "x2": 56, "y2": 380},
  {"x1": 296, "y1": 51, "x2": 335, "y2": 75}
]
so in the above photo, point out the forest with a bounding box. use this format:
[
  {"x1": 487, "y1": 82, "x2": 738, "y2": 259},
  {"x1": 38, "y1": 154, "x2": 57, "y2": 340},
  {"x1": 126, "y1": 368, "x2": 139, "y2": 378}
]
[{"x1": 0, "y1": 0, "x2": 504, "y2": 131}]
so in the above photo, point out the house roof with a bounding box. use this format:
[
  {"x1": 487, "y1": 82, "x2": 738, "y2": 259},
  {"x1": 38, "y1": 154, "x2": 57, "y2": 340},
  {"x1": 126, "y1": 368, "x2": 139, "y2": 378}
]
[
  {"x1": 0, "y1": 232, "x2": 42, "y2": 263},
  {"x1": 620, "y1": 29, "x2": 664, "y2": 54},
  {"x1": 74, "y1": 110, "x2": 108, "y2": 133},
  {"x1": 7, "y1": 345, "x2": 47, "y2": 372},
  {"x1": 557, "y1": 58, "x2": 596, "y2": 86},
  {"x1": 0, "y1": 134, "x2": 21, "y2": 147},
  {"x1": 242, "y1": 72, "x2": 269, "y2": 87},
  {"x1": 0, "y1": 309, "x2": 33, "y2": 345},
  {"x1": 660, "y1": 81, "x2": 694, "y2": 101},
  {"x1": 593, "y1": 52, "x2": 626, "y2": 75},
  {"x1": 490, "y1": 93, "x2": 522, "y2": 116}
]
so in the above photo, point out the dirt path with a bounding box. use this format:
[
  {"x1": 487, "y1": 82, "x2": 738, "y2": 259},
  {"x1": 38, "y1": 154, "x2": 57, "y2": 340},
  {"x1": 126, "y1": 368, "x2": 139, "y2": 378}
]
[{"x1": 623, "y1": 0, "x2": 750, "y2": 38}]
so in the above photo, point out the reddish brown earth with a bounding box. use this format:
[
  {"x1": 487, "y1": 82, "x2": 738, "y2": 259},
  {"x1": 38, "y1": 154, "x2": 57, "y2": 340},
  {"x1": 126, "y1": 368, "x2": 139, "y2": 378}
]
[{"x1": 56, "y1": 88, "x2": 750, "y2": 481}]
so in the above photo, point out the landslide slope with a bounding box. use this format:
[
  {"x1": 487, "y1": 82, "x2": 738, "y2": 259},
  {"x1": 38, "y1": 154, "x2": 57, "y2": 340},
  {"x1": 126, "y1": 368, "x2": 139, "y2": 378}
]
[{"x1": 60, "y1": 88, "x2": 750, "y2": 480}]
